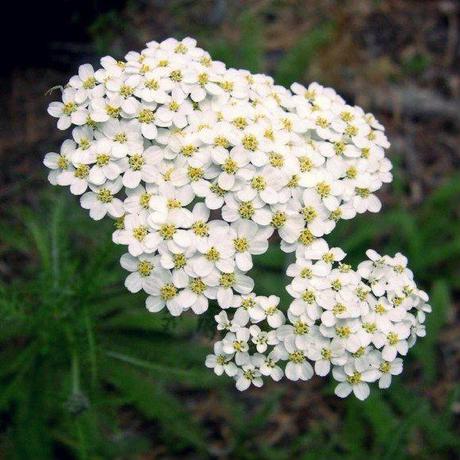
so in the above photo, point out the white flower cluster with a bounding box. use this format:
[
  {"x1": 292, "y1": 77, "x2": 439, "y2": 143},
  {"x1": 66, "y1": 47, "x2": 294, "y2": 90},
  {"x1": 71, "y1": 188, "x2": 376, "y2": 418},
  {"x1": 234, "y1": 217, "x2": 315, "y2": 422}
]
[{"x1": 44, "y1": 37, "x2": 430, "y2": 399}]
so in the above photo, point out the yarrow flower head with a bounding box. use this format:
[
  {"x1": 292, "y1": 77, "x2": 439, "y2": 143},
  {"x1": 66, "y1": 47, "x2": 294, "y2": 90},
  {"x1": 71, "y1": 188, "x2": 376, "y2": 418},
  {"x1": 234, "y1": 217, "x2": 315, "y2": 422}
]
[{"x1": 45, "y1": 37, "x2": 430, "y2": 400}]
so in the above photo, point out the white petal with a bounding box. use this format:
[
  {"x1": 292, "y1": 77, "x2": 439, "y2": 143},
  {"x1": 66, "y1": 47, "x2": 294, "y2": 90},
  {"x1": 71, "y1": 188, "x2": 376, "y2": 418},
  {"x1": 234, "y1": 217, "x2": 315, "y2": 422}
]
[
  {"x1": 335, "y1": 382, "x2": 352, "y2": 398},
  {"x1": 125, "y1": 272, "x2": 142, "y2": 293}
]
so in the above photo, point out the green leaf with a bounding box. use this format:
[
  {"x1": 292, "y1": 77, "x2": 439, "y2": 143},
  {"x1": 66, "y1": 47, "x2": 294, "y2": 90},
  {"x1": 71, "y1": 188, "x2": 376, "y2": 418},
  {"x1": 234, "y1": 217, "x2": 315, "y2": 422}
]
[
  {"x1": 412, "y1": 279, "x2": 451, "y2": 383},
  {"x1": 105, "y1": 349, "x2": 219, "y2": 388},
  {"x1": 105, "y1": 361, "x2": 208, "y2": 452}
]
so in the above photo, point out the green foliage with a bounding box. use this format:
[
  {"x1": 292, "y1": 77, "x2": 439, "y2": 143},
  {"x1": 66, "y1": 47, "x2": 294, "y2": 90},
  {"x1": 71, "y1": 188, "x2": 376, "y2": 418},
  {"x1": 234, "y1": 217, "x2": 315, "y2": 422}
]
[
  {"x1": 402, "y1": 53, "x2": 431, "y2": 76},
  {"x1": 204, "y1": 11, "x2": 265, "y2": 73},
  {"x1": 413, "y1": 280, "x2": 450, "y2": 383},
  {"x1": 0, "y1": 191, "x2": 223, "y2": 458},
  {"x1": 88, "y1": 9, "x2": 126, "y2": 57},
  {"x1": 275, "y1": 21, "x2": 336, "y2": 86}
]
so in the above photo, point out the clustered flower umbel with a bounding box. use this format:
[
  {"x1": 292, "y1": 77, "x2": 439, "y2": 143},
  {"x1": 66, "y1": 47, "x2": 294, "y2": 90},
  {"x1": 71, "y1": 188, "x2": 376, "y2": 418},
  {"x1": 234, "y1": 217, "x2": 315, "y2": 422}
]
[{"x1": 45, "y1": 37, "x2": 430, "y2": 400}]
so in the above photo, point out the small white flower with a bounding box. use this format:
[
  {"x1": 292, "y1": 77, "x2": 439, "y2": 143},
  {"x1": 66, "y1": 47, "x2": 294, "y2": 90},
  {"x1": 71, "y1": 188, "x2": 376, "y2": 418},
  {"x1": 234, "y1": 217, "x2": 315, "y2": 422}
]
[
  {"x1": 281, "y1": 339, "x2": 314, "y2": 382},
  {"x1": 333, "y1": 363, "x2": 379, "y2": 400},
  {"x1": 215, "y1": 308, "x2": 249, "y2": 332},
  {"x1": 230, "y1": 219, "x2": 272, "y2": 271},
  {"x1": 249, "y1": 325, "x2": 278, "y2": 353},
  {"x1": 205, "y1": 341, "x2": 238, "y2": 377},
  {"x1": 250, "y1": 295, "x2": 285, "y2": 328},
  {"x1": 222, "y1": 328, "x2": 250, "y2": 365},
  {"x1": 113, "y1": 214, "x2": 160, "y2": 256},
  {"x1": 121, "y1": 146, "x2": 162, "y2": 188},
  {"x1": 306, "y1": 338, "x2": 347, "y2": 376},
  {"x1": 259, "y1": 349, "x2": 284, "y2": 381},
  {"x1": 216, "y1": 270, "x2": 254, "y2": 309},
  {"x1": 80, "y1": 178, "x2": 124, "y2": 220},
  {"x1": 369, "y1": 352, "x2": 403, "y2": 389},
  {"x1": 374, "y1": 323, "x2": 410, "y2": 361},
  {"x1": 48, "y1": 88, "x2": 87, "y2": 130},
  {"x1": 68, "y1": 63, "x2": 101, "y2": 103},
  {"x1": 235, "y1": 358, "x2": 264, "y2": 391},
  {"x1": 120, "y1": 252, "x2": 159, "y2": 293},
  {"x1": 144, "y1": 268, "x2": 184, "y2": 316},
  {"x1": 85, "y1": 139, "x2": 123, "y2": 185},
  {"x1": 43, "y1": 139, "x2": 76, "y2": 185},
  {"x1": 100, "y1": 119, "x2": 143, "y2": 159}
]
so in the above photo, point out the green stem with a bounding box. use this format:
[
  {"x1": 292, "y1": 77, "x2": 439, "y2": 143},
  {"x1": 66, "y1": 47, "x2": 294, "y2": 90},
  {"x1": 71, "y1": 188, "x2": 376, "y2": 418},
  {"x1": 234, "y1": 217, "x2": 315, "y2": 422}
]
[
  {"x1": 64, "y1": 324, "x2": 89, "y2": 459},
  {"x1": 84, "y1": 306, "x2": 98, "y2": 390}
]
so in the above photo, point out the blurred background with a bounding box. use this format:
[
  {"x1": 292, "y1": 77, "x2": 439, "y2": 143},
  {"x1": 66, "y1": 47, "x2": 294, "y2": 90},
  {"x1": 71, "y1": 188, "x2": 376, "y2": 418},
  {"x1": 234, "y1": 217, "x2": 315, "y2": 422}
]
[{"x1": 1, "y1": 0, "x2": 460, "y2": 458}]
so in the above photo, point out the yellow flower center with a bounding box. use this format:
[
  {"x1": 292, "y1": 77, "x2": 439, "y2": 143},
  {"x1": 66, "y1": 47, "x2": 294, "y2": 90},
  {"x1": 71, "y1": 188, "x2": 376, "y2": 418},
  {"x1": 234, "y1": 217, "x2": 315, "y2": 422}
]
[
  {"x1": 321, "y1": 348, "x2": 332, "y2": 360},
  {"x1": 189, "y1": 278, "x2": 206, "y2": 295},
  {"x1": 169, "y1": 70, "x2": 183, "y2": 82},
  {"x1": 181, "y1": 145, "x2": 197, "y2": 157},
  {"x1": 232, "y1": 117, "x2": 247, "y2": 129},
  {"x1": 233, "y1": 237, "x2": 249, "y2": 252},
  {"x1": 139, "y1": 192, "x2": 151, "y2": 209},
  {"x1": 298, "y1": 229, "x2": 314, "y2": 246},
  {"x1": 138, "y1": 109, "x2": 155, "y2": 124},
  {"x1": 222, "y1": 158, "x2": 238, "y2": 174},
  {"x1": 269, "y1": 152, "x2": 284, "y2": 168},
  {"x1": 346, "y1": 372, "x2": 362, "y2": 384},
  {"x1": 302, "y1": 206, "x2": 317, "y2": 222},
  {"x1": 300, "y1": 267, "x2": 312, "y2": 279},
  {"x1": 96, "y1": 153, "x2": 110, "y2": 166},
  {"x1": 198, "y1": 73, "x2": 209, "y2": 85},
  {"x1": 294, "y1": 321, "x2": 309, "y2": 335},
  {"x1": 302, "y1": 290, "x2": 316, "y2": 304},
  {"x1": 271, "y1": 211, "x2": 286, "y2": 228},
  {"x1": 192, "y1": 221, "x2": 209, "y2": 237},
  {"x1": 362, "y1": 322, "x2": 377, "y2": 333},
  {"x1": 242, "y1": 134, "x2": 258, "y2": 151},
  {"x1": 174, "y1": 43, "x2": 188, "y2": 54},
  {"x1": 97, "y1": 188, "x2": 113, "y2": 203},
  {"x1": 114, "y1": 132, "x2": 127, "y2": 144},
  {"x1": 106, "y1": 105, "x2": 120, "y2": 118},
  {"x1": 387, "y1": 332, "x2": 399, "y2": 346},
  {"x1": 238, "y1": 201, "x2": 254, "y2": 219},
  {"x1": 160, "y1": 283, "x2": 177, "y2": 300},
  {"x1": 289, "y1": 351, "x2": 305, "y2": 363},
  {"x1": 138, "y1": 260, "x2": 153, "y2": 277},
  {"x1": 57, "y1": 156, "x2": 69, "y2": 169},
  {"x1": 355, "y1": 187, "x2": 370, "y2": 198},
  {"x1": 219, "y1": 273, "x2": 235, "y2": 288},
  {"x1": 145, "y1": 79, "x2": 160, "y2": 90},
  {"x1": 129, "y1": 154, "x2": 145, "y2": 171},
  {"x1": 133, "y1": 225, "x2": 148, "y2": 241},
  {"x1": 63, "y1": 102, "x2": 77, "y2": 116},
  {"x1": 206, "y1": 247, "x2": 220, "y2": 262},
  {"x1": 74, "y1": 164, "x2": 89, "y2": 178},
  {"x1": 316, "y1": 182, "x2": 331, "y2": 198},
  {"x1": 159, "y1": 224, "x2": 176, "y2": 240},
  {"x1": 173, "y1": 253, "x2": 186, "y2": 269},
  {"x1": 333, "y1": 303, "x2": 346, "y2": 315},
  {"x1": 298, "y1": 156, "x2": 313, "y2": 172},
  {"x1": 251, "y1": 176, "x2": 266, "y2": 191},
  {"x1": 167, "y1": 198, "x2": 181, "y2": 209},
  {"x1": 120, "y1": 84, "x2": 134, "y2": 98},
  {"x1": 83, "y1": 77, "x2": 96, "y2": 89},
  {"x1": 187, "y1": 166, "x2": 204, "y2": 182},
  {"x1": 379, "y1": 361, "x2": 391, "y2": 373},
  {"x1": 214, "y1": 136, "x2": 230, "y2": 148},
  {"x1": 335, "y1": 326, "x2": 351, "y2": 338}
]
